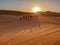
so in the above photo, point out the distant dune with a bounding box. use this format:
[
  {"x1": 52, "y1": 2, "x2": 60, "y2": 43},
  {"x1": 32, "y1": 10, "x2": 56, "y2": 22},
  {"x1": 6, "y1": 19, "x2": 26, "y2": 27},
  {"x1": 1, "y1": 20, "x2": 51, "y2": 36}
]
[
  {"x1": 0, "y1": 10, "x2": 60, "y2": 17},
  {"x1": 0, "y1": 10, "x2": 33, "y2": 16},
  {"x1": 39, "y1": 11, "x2": 60, "y2": 17}
]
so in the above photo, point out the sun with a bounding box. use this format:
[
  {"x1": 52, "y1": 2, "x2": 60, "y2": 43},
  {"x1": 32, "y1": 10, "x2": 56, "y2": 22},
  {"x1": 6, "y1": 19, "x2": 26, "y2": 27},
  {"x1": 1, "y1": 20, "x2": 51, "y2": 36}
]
[{"x1": 33, "y1": 7, "x2": 41, "y2": 12}]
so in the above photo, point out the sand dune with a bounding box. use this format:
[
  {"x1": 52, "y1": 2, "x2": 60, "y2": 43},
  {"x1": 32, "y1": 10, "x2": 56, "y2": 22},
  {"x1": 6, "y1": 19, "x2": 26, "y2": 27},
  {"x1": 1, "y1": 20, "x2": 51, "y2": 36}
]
[{"x1": 0, "y1": 14, "x2": 60, "y2": 45}]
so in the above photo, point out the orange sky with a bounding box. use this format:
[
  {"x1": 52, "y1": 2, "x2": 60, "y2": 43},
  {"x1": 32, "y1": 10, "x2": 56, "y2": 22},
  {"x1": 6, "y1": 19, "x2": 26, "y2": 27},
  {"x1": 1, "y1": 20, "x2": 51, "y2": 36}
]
[{"x1": 0, "y1": 0, "x2": 60, "y2": 12}]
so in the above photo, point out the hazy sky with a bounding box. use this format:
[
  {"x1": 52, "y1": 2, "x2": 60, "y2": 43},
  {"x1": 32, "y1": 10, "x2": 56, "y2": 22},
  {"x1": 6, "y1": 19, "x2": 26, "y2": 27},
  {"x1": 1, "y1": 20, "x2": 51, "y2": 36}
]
[{"x1": 0, "y1": 0, "x2": 60, "y2": 12}]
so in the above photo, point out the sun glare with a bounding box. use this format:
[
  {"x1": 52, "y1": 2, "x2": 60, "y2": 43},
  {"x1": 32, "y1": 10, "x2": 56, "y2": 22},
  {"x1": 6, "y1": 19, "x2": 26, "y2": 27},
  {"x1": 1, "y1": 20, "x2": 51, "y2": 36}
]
[{"x1": 33, "y1": 7, "x2": 41, "y2": 12}]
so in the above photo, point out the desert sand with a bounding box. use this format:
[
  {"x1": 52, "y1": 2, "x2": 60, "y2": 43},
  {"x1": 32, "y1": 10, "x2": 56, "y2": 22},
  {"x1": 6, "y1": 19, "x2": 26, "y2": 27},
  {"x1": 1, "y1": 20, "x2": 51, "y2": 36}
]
[{"x1": 0, "y1": 14, "x2": 60, "y2": 45}]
